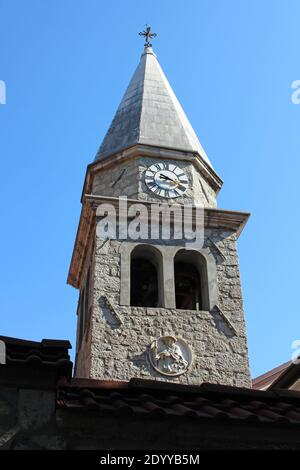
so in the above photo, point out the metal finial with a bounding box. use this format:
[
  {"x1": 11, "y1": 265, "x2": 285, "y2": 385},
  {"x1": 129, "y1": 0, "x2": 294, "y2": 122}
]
[{"x1": 139, "y1": 25, "x2": 157, "y2": 48}]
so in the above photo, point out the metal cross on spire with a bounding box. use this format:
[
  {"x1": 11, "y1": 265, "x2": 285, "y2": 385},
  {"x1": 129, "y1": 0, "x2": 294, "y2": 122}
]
[{"x1": 139, "y1": 25, "x2": 157, "y2": 47}]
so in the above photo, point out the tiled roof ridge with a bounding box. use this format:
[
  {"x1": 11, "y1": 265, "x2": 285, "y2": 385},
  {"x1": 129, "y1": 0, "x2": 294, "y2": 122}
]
[
  {"x1": 0, "y1": 335, "x2": 73, "y2": 381},
  {"x1": 58, "y1": 377, "x2": 300, "y2": 401},
  {"x1": 0, "y1": 335, "x2": 71, "y2": 350},
  {"x1": 57, "y1": 378, "x2": 300, "y2": 427},
  {"x1": 253, "y1": 360, "x2": 291, "y2": 388}
]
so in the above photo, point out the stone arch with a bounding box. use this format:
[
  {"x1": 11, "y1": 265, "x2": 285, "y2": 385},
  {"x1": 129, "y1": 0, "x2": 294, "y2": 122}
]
[
  {"x1": 119, "y1": 243, "x2": 217, "y2": 310},
  {"x1": 119, "y1": 242, "x2": 164, "y2": 307},
  {"x1": 173, "y1": 248, "x2": 217, "y2": 311},
  {"x1": 130, "y1": 244, "x2": 163, "y2": 307}
]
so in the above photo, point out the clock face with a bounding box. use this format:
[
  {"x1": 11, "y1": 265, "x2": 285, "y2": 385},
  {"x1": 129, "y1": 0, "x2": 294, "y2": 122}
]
[{"x1": 144, "y1": 163, "x2": 189, "y2": 199}]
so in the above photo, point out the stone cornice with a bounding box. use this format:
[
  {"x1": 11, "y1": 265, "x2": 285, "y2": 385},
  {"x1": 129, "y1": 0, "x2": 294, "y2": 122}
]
[
  {"x1": 67, "y1": 202, "x2": 95, "y2": 289},
  {"x1": 67, "y1": 194, "x2": 250, "y2": 289},
  {"x1": 80, "y1": 144, "x2": 223, "y2": 203}
]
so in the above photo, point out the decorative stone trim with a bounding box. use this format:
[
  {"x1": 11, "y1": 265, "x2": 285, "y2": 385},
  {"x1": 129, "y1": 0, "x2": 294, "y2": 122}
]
[
  {"x1": 99, "y1": 295, "x2": 123, "y2": 326},
  {"x1": 88, "y1": 144, "x2": 223, "y2": 193},
  {"x1": 215, "y1": 305, "x2": 238, "y2": 336},
  {"x1": 207, "y1": 237, "x2": 227, "y2": 262},
  {"x1": 148, "y1": 336, "x2": 193, "y2": 377}
]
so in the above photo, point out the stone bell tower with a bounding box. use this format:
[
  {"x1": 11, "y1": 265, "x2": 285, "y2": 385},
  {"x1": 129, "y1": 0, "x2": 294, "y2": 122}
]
[{"x1": 68, "y1": 28, "x2": 251, "y2": 387}]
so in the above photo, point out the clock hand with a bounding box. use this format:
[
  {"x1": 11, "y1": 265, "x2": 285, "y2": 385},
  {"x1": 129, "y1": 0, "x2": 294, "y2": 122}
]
[
  {"x1": 160, "y1": 174, "x2": 178, "y2": 184},
  {"x1": 160, "y1": 174, "x2": 186, "y2": 193}
]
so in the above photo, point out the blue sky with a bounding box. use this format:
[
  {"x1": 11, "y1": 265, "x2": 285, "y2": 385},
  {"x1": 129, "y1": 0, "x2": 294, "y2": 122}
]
[{"x1": 0, "y1": 0, "x2": 299, "y2": 378}]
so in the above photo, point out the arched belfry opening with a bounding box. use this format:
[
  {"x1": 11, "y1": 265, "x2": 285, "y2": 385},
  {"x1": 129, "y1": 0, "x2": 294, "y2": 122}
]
[
  {"x1": 174, "y1": 250, "x2": 209, "y2": 311},
  {"x1": 130, "y1": 245, "x2": 163, "y2": 308}
]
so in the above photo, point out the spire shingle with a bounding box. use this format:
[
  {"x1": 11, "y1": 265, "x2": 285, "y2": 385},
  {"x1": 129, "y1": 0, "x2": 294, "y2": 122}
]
[{"x1": 95, "y1": 46, "x2": 212, "y2": 167}]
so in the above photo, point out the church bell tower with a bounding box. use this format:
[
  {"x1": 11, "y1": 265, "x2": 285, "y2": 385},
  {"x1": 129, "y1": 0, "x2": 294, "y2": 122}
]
[{"x1": 68, "y1": 28, "x2": 251, "y2": 387}]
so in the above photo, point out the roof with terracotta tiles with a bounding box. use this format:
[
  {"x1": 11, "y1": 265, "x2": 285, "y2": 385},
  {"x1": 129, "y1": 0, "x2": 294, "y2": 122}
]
[
  {"x1": 0, "y1": 335, "x2": 72, "y2": 378},
  {"x1": 57, "y1": 377, "x2": 300, "y2": 427},
  {"x1": 253, "y1": 360, "x2": 300, "y2": 391}
]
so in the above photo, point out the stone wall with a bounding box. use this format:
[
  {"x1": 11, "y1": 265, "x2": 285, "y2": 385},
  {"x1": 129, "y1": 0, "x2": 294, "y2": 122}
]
[
  {"x1": 92, "y1": 157, "x2": 217, "y2": 208},
  {"x1": 75, "y1": 229, "x2": 251, "y2": 388}
]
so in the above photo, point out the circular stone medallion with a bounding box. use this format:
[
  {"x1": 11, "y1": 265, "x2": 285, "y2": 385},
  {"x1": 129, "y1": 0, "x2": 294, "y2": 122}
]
[{"x1": 149, "y1": 336, "x2": 193, "y2": 377}]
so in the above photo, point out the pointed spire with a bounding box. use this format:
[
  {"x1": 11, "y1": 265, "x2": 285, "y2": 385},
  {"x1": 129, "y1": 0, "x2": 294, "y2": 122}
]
[{"x1": 95, "y1": 30, "x2": 212, "y2": 167}]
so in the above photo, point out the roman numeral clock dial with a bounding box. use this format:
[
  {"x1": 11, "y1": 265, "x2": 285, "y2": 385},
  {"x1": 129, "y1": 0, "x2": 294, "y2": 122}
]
[{"x1": 144, "y1": 163, "x2": 189, "y2": 198}]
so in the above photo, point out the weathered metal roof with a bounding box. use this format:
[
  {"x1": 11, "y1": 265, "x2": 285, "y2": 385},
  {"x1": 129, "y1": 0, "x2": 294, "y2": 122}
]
[{"x1": 95, "y1": 46, "x2": 212, "y2": 166}]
